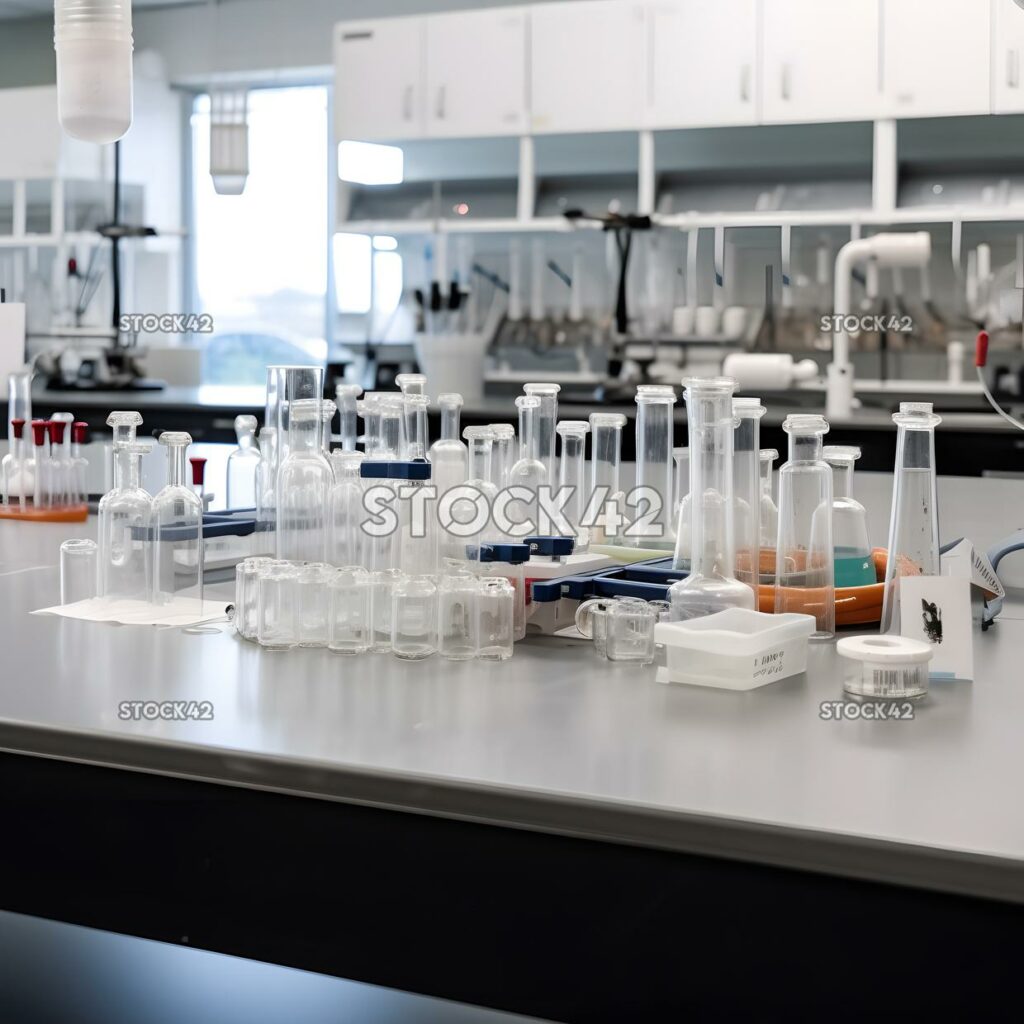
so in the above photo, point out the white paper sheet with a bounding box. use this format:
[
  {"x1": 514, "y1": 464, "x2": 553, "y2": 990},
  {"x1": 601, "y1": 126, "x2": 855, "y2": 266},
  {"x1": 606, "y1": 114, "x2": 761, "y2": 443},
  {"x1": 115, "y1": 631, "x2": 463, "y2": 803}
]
[{"x1": 33, "y1": 596, "x2": 231, "y2": 627}]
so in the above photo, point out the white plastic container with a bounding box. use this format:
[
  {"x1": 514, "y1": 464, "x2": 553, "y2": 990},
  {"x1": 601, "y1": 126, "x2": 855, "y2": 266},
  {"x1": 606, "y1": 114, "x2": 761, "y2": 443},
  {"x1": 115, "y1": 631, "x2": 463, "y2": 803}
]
[
  {"x1": 837, "y1": 635, "x2": 933, "y2": 699},
  {"x1": 654, "y1": 608, "x2": 816, "y2": 689}
]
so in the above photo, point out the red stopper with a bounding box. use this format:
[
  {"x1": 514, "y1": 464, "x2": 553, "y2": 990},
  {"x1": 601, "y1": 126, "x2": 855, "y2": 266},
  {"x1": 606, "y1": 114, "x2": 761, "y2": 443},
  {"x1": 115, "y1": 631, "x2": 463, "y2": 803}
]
[
  {"x1": 68, "y1": 257, "x2": 78, "y2": 275},
  {"x1": 30, "y1": 420, "x2": 48, "y2": 446},
  {"x1": 975, "y1": 330, "x2": 989, "y2": 369},
  {"x1": 189, "y1": 456, "x2": 207, "y2": 486},
  {"x1": 72, "y1": 421, "x2": 88, "y2": 444},
  {"x1": 10, "y1": 418, "x2": 25, "y2": 439},
  {"x1": 47, "y1": 420, "x2": 67, "y2": 445}
]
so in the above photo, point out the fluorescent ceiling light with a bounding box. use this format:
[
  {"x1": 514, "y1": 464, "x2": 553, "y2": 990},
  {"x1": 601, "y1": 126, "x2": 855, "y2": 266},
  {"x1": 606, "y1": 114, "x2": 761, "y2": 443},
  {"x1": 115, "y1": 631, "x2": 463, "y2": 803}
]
[{"x1": 337, "y1": 140, "x2": 404, "y2": 185}]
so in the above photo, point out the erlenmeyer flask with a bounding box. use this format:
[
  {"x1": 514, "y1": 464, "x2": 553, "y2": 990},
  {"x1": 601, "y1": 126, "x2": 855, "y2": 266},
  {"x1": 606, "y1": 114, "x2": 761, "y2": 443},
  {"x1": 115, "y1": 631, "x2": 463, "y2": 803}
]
[
  {"x1": 824, "y1": 445, "x2": 874, "y2": 588},
  {"x1": 667, "y1": 378, "x2": 753, "y2": 621},
  {"x1": 774, "y1": 414, "x2": 834, "y2": 639},
  {"x1": 881, "y1": 402, "x2": 942, "y2": 634}
]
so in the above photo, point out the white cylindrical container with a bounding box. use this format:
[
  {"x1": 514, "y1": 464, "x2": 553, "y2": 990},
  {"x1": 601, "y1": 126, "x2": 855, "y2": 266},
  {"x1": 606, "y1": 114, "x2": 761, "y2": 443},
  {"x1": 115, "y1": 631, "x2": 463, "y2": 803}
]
[
  {"x1": 55, "y1": 1, "x2": 134, "y2": 144},
  {"x1": 838, "y1": 635, "x2": 933, "y2": 699}
]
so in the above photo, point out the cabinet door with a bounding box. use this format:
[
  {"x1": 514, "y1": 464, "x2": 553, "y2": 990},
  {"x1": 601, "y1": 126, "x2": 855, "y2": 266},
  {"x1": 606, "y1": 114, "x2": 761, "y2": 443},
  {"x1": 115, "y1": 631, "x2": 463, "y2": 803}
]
[
  {"x1": 762, "y1": 0, "x2": 881, "y2": 124},
  {"x1": 334, "y1": 18, "x2": 424, "y2": 142},
  {"x1": 883, "y1": 0, "x2": 990, "y2": 117},
  {"x1": 648, "y1": 0, "x2": 759, "y2": 129},
  {"x1": 425, "y1": 8, "x2": 527, "y2": 138},
  {"x1": 530, "y1": 0, "x2": 648, "y2": 134},
  {"x1": 993, "y1": 0, "x2": 1024, "y2": 114}
]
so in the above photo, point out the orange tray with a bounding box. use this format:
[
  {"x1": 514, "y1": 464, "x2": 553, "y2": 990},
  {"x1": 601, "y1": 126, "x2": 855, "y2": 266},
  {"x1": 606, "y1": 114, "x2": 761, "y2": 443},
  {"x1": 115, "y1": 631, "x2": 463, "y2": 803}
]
[{"x1": 0, "y1": 504, "x2": 89, "y2": 523}]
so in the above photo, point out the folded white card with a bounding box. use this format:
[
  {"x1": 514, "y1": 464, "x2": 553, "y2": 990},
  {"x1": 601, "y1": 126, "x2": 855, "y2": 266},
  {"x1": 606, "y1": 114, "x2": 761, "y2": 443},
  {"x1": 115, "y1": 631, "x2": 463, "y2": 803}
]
[
  {"x1": 33, "y1": 596, "x2": 230, "y2": 627},
  {"x1": 899, "y1": 575, "x2": 973, "y2": 681}
]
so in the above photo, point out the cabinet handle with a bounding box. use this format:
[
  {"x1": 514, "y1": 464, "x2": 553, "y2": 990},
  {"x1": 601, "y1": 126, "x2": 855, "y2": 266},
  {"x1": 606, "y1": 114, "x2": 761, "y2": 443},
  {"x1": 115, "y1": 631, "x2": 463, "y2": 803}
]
[
  {"x1": 781, "y1": 64, "x2": 792, "y2": 101},
  {"x1": 1010, "y1": 50, "x2": 1020, "y2": 90},
  {"x1": 740, "y1": 64, "x2": 751, "y2": 103},
  {"x1": 436, "y1": 85, "x2": 446, "y2": 120},
  {"x1": 402, "y1": 85, "x2": 413, "y2": 121}
]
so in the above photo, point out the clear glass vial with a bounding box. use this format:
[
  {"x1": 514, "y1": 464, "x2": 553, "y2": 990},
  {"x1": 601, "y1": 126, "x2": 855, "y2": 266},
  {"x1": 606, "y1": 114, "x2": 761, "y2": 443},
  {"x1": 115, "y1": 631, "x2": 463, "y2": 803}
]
[
  {"x1": 477, "y1": 576, "x2": 515, "y2": 661},
  {"x1": 234, "y1": 556, "x2": 272, "y2": 641},
  {"x1": 97, "y1": 441, "x2": 153, "y2": 601},
  {"x1": 391, "y1": 574, "x2": 438, "y2": 660},
  {"x1": 152, "y1": 432, "x2": 204, "y2": 605},
  {"x1": 296, "y1": 562, "x2": 334, "y2": 648},
  {"x1": 732, "y1": 398, "x2": 766, "y2": 592},
  {"x1": 605, "y1": 600, "x2": 657, "y2": 665},
  {"x1": 881, "y1": 403, "x2": 942, "y2": 635},
  {"x1": 328, "y1": 565, "x2": 371, "y2": 655},
  {"x1": 335, "y1": 383, "x2": 362, "y2": 452},
  {"x1": 774, "y1": 414, "x2": 835, "y2": 640},
  {"x1": 438, "y1": 570, "x2": 480, "y2": 661},
  {"x1": 758, "y1": 449, "x2": 779, "y2": 551},
  {"x1": 328, "y1": 450, "x2": 366, "y2": 567},
  {"x1": 506, "y1": 396, "x2": 546, "y2": 536},
  {"x1": 633, "y1": 385, "x2": 677, "y2": 548},
  {"x1": 60, "y1": 538, "x2": 98, "y2": 605},
  {"x1": 257, "y1": 560, "x2": 300, "y2": 651},
  {"x1": 522, "y1": 383, "x2": 560, "y2": 487},
  {"x1": 556, "y1": 420, "x2": 591, "y2": 550},
  {"x1": 668, "y1": 378, "x2": 753, "y2": 621},
  {"x1": 276, "y1": 398, "x2": 332, "y2": 563},
  {"x1": 589, "y1": 412, "x2": 627, "y2": 544},
  {"x1": 824, "y1": 445, "x2": 875, "y2": 588},
  {"x1": 226, "y1": 414, "x2": 260, "y2": 508},
  {"x1": 367, "y1": 568, "x2": 405, "y2": 653}
]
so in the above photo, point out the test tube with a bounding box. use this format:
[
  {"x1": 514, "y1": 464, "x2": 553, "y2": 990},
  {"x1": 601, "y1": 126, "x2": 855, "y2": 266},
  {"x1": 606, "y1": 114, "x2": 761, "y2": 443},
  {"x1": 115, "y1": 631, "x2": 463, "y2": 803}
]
[
  {"x1": 556, "y1": 420, "x2": 590, "y2": 548},
  {"x1": 255, "y1": 426, "x2": 277, "y2": 526},
  {"x1": 489, "y1": 423, "x2": 516, "y2": 493},
  {"x1": 633, "y1": 385, "x2": 677, "y2": 547},
  {"x1": 377, "y1": 397, "x2": 404, "y2": 460},
  {"x1": 46, "y1": 419, "x2": 71, "y2": 507},
  {"x1": 30, "y1": 420, "x2": 48, "y2": 507},
  {"x1": 357, "y1": 397, "x2": 381, "y2": 456},
  {"x1": 335, "y1": 383, "x2": 362, "y2": 452},
  {"x1": 60, "y1": 538, "x2": 98, "y2": 605},
  {"x1": 430, "y1": 394, "x2": 469, "y2": 566},
  {"x1": 2, "y1": 418, "x2": 27, "y2": 508},
  {"x1": 6, "y1": 372, "x2": 34, "y2": 508},
  {"x1": 588, "y1": 413, "x2": 626, "y2": 545},
  {"x1": 732, "y1": 398, "x2": 766, "y2": 591},
  {"x1": 758, "y1": 449, "x2": 779, "y2": 550},
  {"x1": 403, "y1": 394, "x2": 431, "y2": 461},
  {"x1": 774, "y1": 414, "x2": 835, "y2": 639},
  {"x1": 881, "y1": 403, "x2": 942, "y2": 634},
  {"x1": 668, "y1": 378, "x2": 753, "y2": 621},
  {"x1": 523, "y1": 383, "x2": 560, "y2": 488}
]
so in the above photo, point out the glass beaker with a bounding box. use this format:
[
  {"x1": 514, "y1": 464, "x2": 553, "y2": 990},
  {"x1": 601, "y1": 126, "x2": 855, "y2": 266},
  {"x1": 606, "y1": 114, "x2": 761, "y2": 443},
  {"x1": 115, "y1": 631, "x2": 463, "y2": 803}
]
[
  {"x1": 152, "y1": 432, "x2": 205, "y2": 605},
  {"x1": 257, "y1": 560, "x2": 299, "y2": 651},
  {"x1": 328, "y1": 565, "x2": 370, "y2": 655},
  {"x1": 523, "y1": 383, "x2": 560, "y2": 487},
  {"x1": 276, "y1": 398, "x2": 332, "y2": 563},
  {"x1": 438, "y1": 570, "x2": 480, "y2": 661},
  {"x1": 824, "y1": 445, "x2": 874, "y2": 588},
  {"x1": 881, "y1": 402, "x2": 942, "y2": 634},
  {"x1": 97, "y1": 442, "x2": 153, "y2": 601},
  {"x1": 477, "y1": 576, "x2": 514, "y2": 661},
  {"x1": 605, "y1": 600, "x2": 656, "y2": 664},
  {"x1": 60, "y1": 538, "x2": 98, "y2": 605},
  {"x1": 328, "y1": 450, "x2": 366, "y2": 567},
  {"x1": 589, "y1": 412, "x2": 626, "y2": 545},
  {"x1": 733, "y1": 398, "x2": 766, "y2": 592},
  {"x1": 774, "y1": 414, "x2": 835, "y2": 640},
  {"x1": 392, "y1": 574, "x2": 438, "y2": 660},
  {"x1": 668, "y1": 378, "x2": 753, "y2": 621},
  {"x1": 758, "y1": 449, "x2": 779, "y2": 551},
  {"x1": 226, "y1": 414, "x2": 260, "y2": 508},
  {"x1": 556, "y1": 420, "x2": 590, "y2": 550},
  {"x1": 633, "y1": 385, "x2": 677, "y2": 548}
]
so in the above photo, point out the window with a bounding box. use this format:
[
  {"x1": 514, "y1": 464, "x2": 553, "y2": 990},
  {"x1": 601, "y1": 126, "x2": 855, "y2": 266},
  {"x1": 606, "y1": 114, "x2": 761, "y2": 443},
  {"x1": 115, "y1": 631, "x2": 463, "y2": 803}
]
[{"x1": 190, "y1": 86, "x2": 329, "y2": 385}]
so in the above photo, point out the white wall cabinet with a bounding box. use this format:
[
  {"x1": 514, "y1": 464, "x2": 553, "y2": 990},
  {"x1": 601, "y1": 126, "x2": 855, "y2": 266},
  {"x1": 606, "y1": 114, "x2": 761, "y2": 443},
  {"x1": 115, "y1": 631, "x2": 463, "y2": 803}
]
[
  {"x1": 425, "y1": 8, "x2": 527, "y2": 138},
  {"x1": 647, "y1": 0, "x2": 759, "y2": 129},
  {"x1": 761, "y1": 0, "x2": 881, "y2": 124},
  {"x1": 883, "y1": 0, "x2": 990, "y2": 118},
  {"x1": 530, "y1": 0, "x2": 647, "y2": 134},
  {"x1": 992, "y1": 0, "x2": 1024, "y2": 114},
  {"x1": 334, "y1": 18, "x2": 425, "y2": 142}
]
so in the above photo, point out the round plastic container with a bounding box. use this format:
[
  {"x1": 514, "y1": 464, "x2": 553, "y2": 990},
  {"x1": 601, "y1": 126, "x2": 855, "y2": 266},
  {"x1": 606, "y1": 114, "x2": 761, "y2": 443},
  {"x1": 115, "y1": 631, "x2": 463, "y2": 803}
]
[
  {"x1": 60, "y1": 538, "x2": 97, "y2": 605},
  {"x1": 837, "y1": 635, "x2": 933, "y2": 699}
]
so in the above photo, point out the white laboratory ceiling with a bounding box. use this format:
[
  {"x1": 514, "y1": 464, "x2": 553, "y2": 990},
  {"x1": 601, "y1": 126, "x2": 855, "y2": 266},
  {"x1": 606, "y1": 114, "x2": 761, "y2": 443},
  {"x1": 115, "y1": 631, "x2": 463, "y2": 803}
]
[{"x1": 0, "y1": 0, "x2": 197, "y2": 16}]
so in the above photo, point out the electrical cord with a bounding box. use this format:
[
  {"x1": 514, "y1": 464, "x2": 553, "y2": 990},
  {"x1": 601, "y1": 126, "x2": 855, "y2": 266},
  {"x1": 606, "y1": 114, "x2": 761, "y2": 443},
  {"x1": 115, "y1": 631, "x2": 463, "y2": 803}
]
[{"x1": 975, "y1": 330, "x2": 1024, "y2": 431}]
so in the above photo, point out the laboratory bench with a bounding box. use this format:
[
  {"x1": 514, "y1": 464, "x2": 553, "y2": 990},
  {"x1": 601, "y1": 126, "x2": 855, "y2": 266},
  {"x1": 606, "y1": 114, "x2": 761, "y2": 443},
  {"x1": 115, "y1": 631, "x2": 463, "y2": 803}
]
[
  {"x1": 23, "y1": 382, "x2": 1024, "y2": 476},
  {"x1": 1, "y1": 474, "x2": 1023, "y2": 1021}
]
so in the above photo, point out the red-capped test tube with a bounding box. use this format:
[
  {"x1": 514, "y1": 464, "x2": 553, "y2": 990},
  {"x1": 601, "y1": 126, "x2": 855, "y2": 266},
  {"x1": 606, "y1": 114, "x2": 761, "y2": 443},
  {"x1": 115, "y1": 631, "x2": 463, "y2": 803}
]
[
  {"x1": 72, "y1": 422, "x2": 89, "y2": 504},
  {"x1": 47, "y1": 419, "x2": 69, "y2": 507},
  {"x1": 189, "y1": 456, "x2": 207, "y2": 509},
  {"x1": 2, "y1": 418, "x2": 27, "y2": 509},
  {"x1": 30, "y1": 420, "x2": 48, "y2": 507}
]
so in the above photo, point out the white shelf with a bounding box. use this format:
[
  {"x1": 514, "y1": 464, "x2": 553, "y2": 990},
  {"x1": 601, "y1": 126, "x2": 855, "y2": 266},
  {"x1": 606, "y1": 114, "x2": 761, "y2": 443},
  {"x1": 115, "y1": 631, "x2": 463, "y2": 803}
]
[{"x1": 336, "y1": 216, "x2": 586, "y2": 237}]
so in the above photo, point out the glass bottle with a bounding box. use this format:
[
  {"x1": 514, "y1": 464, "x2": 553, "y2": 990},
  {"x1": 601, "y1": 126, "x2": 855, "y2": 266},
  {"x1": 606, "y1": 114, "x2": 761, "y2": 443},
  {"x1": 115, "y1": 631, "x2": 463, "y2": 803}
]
[
  {"x1": 335, "y1": 383, "x2": 362, "y2": 452},
  {"x1": 276, "y1": 398, "x2": 331, "y2": 563},
  {"x1": 257, "y1": 560, "x2": 299, "y2": 651},
  {"x1": 668, "y1": 378, "x2": 753, "y2": 621},
  {"x1": 328, "y1": 450, "x2": 366, "y2": 567},
  {"x1": 367, "y1": 567, "x2": 405, "y2": 653},
  {"x1": 489, "y1": 423, "x2": 516, "y2": 493},
  {"x1": 268, "y1": 365, "x2": 324, "y2": 483},
  {"x1": 328, "y1": 565, "x2": 370, "y2": 654},
  {"x1": 226, "y1": 414, "x2": 261, "y2": 509},
  {"x1": 758, "y1": 448, "x2": 779, "y2": 550},
  {"x1": 98, "y1": 441, "x2": 153, "y2": 601},
  {"x1": 255, "y1": 426, "x2": 277, "y2": 528},
  {"x1": 523, "y1": 382, "x2": 560, "y2": 487},
  {"x1": 881, "y1": 402, "x2": 942, "y2": 634},
  {"x1": 152, "y1": 432, "x2": 204, "y2": 605},
  {"x1": 460, "y1": 426, "x2": 498, "y2": 551},
  {"x1": 733, "y1": 397, "x2": 766, "y2": 592},
  {"x1": 377, "y1": 396, "x2": 404, "y2": 460},
  {"x1": 588, "y1": 412, "x2": 626, "y2": 545},
  {"x1": 430, "y1": 393, "x2": 469, "y2": 566},
  {"x1": 556, "y1": 419, "x2": 590, "y2": 550},
  {"x1": 477, "y1": 576, "x2": 514, "y2": 661},
  {"x1": 824, "y1": 445, "x2": 874, "y2": 588},
  {"x1": 296, "y1": 562, "x2": 333, "y2": 648},
  {"x1": 391, "y1": 574, "x2": 437, "y2": 660},
  {"x1": 438, "y1": 570, "x2": 480, "y2": 661},
  {"x1": 506, "y1": 396, "x2": 546, "y2": 537},
  {"x1": 774, "y1": 414, "x2": 835, "y2": 640},
  {"x1": 632, "y1": 384, "x2": 677, "y2": 548}
]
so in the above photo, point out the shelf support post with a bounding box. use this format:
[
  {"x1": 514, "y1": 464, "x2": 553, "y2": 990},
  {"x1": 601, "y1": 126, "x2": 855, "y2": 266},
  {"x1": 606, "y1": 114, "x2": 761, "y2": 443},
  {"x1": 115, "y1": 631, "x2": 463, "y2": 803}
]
[
  {"x1": 872, "y1": 118, "x2": 898, "y2": 215},
  {"x1": 517, "y1": 135, "x2": 535, "y2": 223}
]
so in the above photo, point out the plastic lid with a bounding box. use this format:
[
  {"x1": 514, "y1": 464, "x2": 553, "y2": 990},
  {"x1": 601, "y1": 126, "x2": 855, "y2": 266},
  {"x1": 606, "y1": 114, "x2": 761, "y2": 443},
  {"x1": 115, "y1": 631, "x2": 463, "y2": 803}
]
[
  {"x1": 823, "y1": 445, "x2": 861, "y2": 465},
  {"x1": 733, "y1": 397, "x2": 766, "y2": 417},
  {"x1": 158, "y1": 431, "x2": 192, "y2": 447},
  {"x1": 360, "y1": 461, "x2": 392, "y2": 479},
  {"x1": 590, "y1": 413, "x2": 626, "y2": 428},
  {"x1": 837, "y1": 635, "x2": 934, "y2": 665},
  {"x1": 463, "y1": 426, "x2": 495, "y2": 441},
  {"x1": 47, "y1": 420, "x2": 67, "y2": 444},
  {"x1": 72, "y1": 421, "x2": 88, "y2": 444},
  {"x1": 189, "y1": 456, "x2": 207, "y2": 485},
  {"x1": 556, "y1": 420, "x2": 590, "y2": 436},
  {"x1": 489, "y1": 423, "x2": 515, "y2": 438},
  {"x1": 527, "y1": 536, "x2": 575, "y2": 557},
  {"x1": 437, "y1": 392, "x2": 463, "y2": 408},
  {"x1": 636, "y1": 384, "x2": 677, "y2": 402},
  {"x1": 10, "y1": 418, "x2": 25, "y2": 438},
  {"x1": 783, "y1": 414, "x2": 829, "y2": 436},
  {"x1": 106, "y1": 410, "x2": 143, "y2": 429},
  {"x1": 389, "y1": 460, "x2": 431, "y2": 480},
  {"x1": 760, "y1": 448, "x2": 779, "y2": 462},
  {"x1": 524, "y1": 382, "x2": 561, "y2": 395},
  {"x1": 478, "y1": 542, "x2": 531, "y2": 564},
  {"x1": 681, "y1": 376, "x2": 735, "y2": 395},
  {"x1": 30, "y1": 420, "x2": 47, "y2": 445}
]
